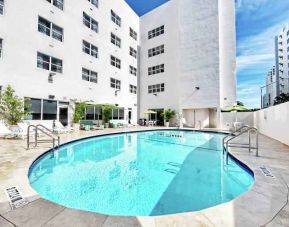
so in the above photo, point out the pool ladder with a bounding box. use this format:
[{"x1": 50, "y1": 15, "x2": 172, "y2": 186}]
[
  {"x1": 27, "y1": 124, "x2": 60, "y2": 150},
  {"x1": 222, "y1": 125, "x2": 258, "y2": 165}
]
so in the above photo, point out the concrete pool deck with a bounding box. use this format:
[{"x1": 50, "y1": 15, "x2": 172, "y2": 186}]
[{"x1": 0, "y1": 127, "x2": 288, "y2": 227}]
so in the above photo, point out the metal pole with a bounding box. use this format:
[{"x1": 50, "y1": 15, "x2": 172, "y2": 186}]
[
  {"x1": 260, "y1": 87, "x2": 263, "y2": 109},
  {"x1": 27, "y1": 126, "x2": 30, "y2": 149},
  {"x1": 35, "y1": 127, "x2": 38, "y2": 147},
  {"x1": 226, "y1": 142, "x2": 229, "y2": 165},
  {"x1": 256, "y1": 132, "x2": 259, "y2": 157},
  {"x1": 248, "y1": 130, "x2": 251, "y2": 153}
]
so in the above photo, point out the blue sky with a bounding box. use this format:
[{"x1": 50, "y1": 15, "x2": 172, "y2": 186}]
[{"x1": 126, "y1": 0, "x2": 289, "y2": 108}]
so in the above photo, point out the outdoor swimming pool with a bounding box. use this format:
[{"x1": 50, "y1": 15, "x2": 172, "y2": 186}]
[{"x1": 28, "y1": 130, "x2": 254, "y2": 216}]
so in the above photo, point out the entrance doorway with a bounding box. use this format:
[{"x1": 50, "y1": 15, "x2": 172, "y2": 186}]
[
  {"x1": 59, "y1": 107, "x2": 68, "y2": 126},
  {"x1": 128, "y1": 109, "x2": 132, "y2": 124},
  {"x1": 150, "y1": 109, "x2": 164, "y2": 126}
]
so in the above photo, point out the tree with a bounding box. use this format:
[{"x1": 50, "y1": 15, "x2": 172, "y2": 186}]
[
  {"x1": 72, "y1": 102, "x2": 87, "y2": 124},
  {"x1": 0, "y1": 85, "x2": 30, "y2": 125},
  {"x1": 236, "y1": 101, "x2": 244, "y2": 106},
  {"x1": 161, "y1": 109, "x2": 176, "y2": 122},
  {"x1": 274, "y1": 93, "x2": 289, "y2": 106},
  {"x1": 102, "y1": 104, "x2": 116, "y2": 123}
]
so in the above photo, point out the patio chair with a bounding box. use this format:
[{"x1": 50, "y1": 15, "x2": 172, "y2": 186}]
[
  {"x1": 16, "y1": 122, "x2": 30, "y2": 139},
  {"x1": 54, "y1": 121, "x2": 73, "y2": 134},
  {"x1": 0, "y1": 122, "x2": 13, "y2": 138}
]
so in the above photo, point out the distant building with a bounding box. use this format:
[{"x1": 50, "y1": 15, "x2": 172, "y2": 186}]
[
  {"x1": 264, "y1": 25, "x2": 289, "y2": 108},
  {"x1": 263, "y1": 67, "x2": 276, "y2": 108},
  {"x1": 275, "y1": 25, "x2": 289, "y2": 95}
]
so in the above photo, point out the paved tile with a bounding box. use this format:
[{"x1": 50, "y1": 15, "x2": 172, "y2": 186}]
[
  {"x1": 43, "y1": 208, "x2": 108, "y2": 227},
  {"x1": 0, "y1": 127, "x2": 289, "y2": 226},
  {"x1": 2, "y1": 199, "x2": 65, "y2": 227},
  {"x1": 102, "y1": 216, "x2": 142, "y2": 227},
  {"x1": 0, "y1": 216, "x2": 15, "y2": 227}
]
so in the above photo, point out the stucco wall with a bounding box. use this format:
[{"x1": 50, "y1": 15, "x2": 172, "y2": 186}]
[
  {"x1": 254, "y1": 102, "x2": 289, "y2": 146},
  {"x1": 0, "y1": 0, "x2": 139, "y2": 123},
  {"x1": 220, "y1": 112, "x2": 254, "y2": 130}
]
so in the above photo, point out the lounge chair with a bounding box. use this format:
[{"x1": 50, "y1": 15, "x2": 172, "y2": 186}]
[
  {"x1": 0, "y1": 122, "x2": 13, "y2": 138},
  {"x1": 16, "y1": 122, "x2": 30, "y2": 139},
  {"x1": 53, "y1": 121, "x2": 73, "y2": 134}
]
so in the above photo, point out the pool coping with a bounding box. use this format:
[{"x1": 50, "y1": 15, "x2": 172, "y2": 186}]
[{"x1": 1, "y1": 127, "x2": 289, "y2": 226}]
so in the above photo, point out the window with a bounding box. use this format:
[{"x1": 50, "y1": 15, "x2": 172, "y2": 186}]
[
  {"x1": 85, "y1": 106, "x2": 102, "y2": 120},
  {"x1": 129, "y1": 66, "x2": 137, "y2": 76},
  {"x1": 129, "y1": 85, "x2": 137, "y2": 94},
  {"x1": 82, "y1": 40, "x2": 98, "y2": 58},
  {"x1": 0, "y1": 0, "x2": 4, "y2": 15},
  {"x1": 25, "y1": 98, "x2": 42, "y2": 120},
  {"x1": 112, "y1": 108, "x2": 124, "y2": 120},
  {"x1": 111, "y1": 33, "x2": 121, "y2": 48},
  {"x1": 37, "y1": 52, "x2": 63, "y2": 73},
  {"x1": 111, "y1": 10, "x2": 121, "y2": 27},
  {"x1": 88, "y1": 0, "x2": 98, "y2": 8},
  {"x1": 38, "y1": 16, "x2": 64, "y2": 42},
  {"x1": 148, "y1": 25, "x2": 164, "y2": 39},
  {"x1": 0, "y1": 39, "x2": 2, "y2": 58},
  {"x1": 83, "y1": 12, "x2": 98, "y2": 33},
  {"x1": 82, "y1": 68, "x2": 98, "y2": 83},
  {"x1": 110, "y1": 78, "x2": 121, "y2": 89},
  {"x1": 46, "y1": 0, "x2": 63, "y2": 10},
  {"x1": 43, "y1": 100, "x2": 57, "y2": 120},
  {"x1": 130, "y1": 27, "x2": 137, "y2": 41},
  {"x1": 148, "y1": 44, "x2": 164, "y2": 57},
  {"x1": 148, "y1": 83, "x2": 165, "y2": 94},
  {"x1": 111, "y1": 55, "x2": 121, "y2": 69},
  {"x1": 129, "y1": 47, "x2": 137, "y2": 58},
  {"x1": 148, "y1": 64, "x2": 164, "y2": 75}
]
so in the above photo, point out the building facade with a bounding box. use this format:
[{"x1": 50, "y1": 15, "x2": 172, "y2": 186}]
[
  {"x1": 0, "y1": 0, "x2": 236, "y2": 128},
  {"x1": 275, "y1": 25, "x2": 289, "y2": 96},
  {"x1": 139, "y1": 0, "x2": 236, "y2": 128},
  {"x1": 263, "y1": 66, "x2": 276, "y2": 108},
  {"x1": 264, "y1": 25, "x2": 289, "y2": 108}
]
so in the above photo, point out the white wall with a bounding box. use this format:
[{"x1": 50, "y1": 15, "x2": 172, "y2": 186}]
[
  {"x1": 138, "y1": 0, "x2": 236, "y2": 125},
  {"x1": 254, "y1": 102, "x2": 289, "y2": 146},
  {"x1": 220, "y1": 112, "x2": 254, "y2": 130}
]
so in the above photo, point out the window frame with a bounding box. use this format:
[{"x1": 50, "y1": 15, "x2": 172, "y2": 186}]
[
  {"x1": 82, "y1": 67, "x2": 98, "y2": 83},
  {"x1": 37, "y1": 52, "x2": 63, "y2": 73},
  {"x1": 148, "y1": 44, "x2": 165, "y2": 58},
  {"x1": 0, "y1": 0, "x2": 4, "y2": 15},
  {"x1": 129, "y1": 84, "x2": 137, "y2": 94},
  {"x1": 82, "y1": 40, "x2": 98, "y2": 58},
  {"x1": 83, "y1": 12, "x2": 99, "y2": 33},
  {"x1": 38, "y1": 16, "x2": 64, "y2": 42},
  {"x1": 129, "y1": 47, "x2": 137, "y2": 58},
  {"x1": 110, "y1": 78, "x2": 121, "y2": 89},
  {"x1": 111, "y1": 33, "x2": 121, "y2": 48},
  {"x1": 148, "y1": 25, "x2": 164, "y2": 39},
  {"x1": 111, "y1": 10, "x2": 121, "y2": 27},
  {"x1": 46, "y1": 0, "x2": 64, "y2": 11},
  {"x1": 148, "y1": 83, "x2": 165, "y2": 94},
  {"x1": 129, "y1": 27, "x2": 137, "y2": 41},
  {"x1": 110, "y1": 55, "x2": 121, "y2": 69}
]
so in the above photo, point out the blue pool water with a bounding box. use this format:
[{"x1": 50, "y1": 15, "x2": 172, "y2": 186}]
[{"x1": 28, "y1": 130, "x2": 254, "y2": 216}]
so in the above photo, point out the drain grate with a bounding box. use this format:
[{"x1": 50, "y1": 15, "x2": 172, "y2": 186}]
[
  {"x1": 5, "y1": 186, "x2": 29, "y2": 209},
  {"x1": 259, "y1": 166, "x2": 275, "y2": 178}
]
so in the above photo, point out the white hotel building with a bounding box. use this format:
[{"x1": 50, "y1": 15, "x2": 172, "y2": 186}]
[{"x1": 0, "y1": 0, "x2": 236, "y2": 128}]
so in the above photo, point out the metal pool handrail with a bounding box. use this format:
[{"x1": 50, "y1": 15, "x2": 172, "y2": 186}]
[
  {"x1": 27, "y1": 124, "x2": 60, "y2": 150},
  {"x1": 223, "y1": 126, "x2": 259, "y2": 165}
]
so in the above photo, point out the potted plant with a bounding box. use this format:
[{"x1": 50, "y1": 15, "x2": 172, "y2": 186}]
[
  {"x1": 72, "y1": 101, "x2": 87, "y2": 131},
  {"x1": 0, "y1": 85, "x2": 30, "y2": 132},
  {"x1": 161, "y1": 109, "x2": 176, "y2": 127},
  {"x1": 102, "y1": 104, "x2": 116, "y2": 128}
]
